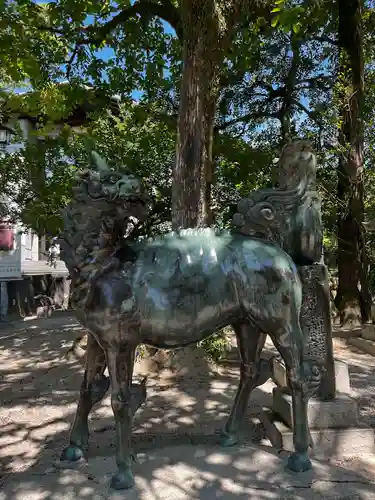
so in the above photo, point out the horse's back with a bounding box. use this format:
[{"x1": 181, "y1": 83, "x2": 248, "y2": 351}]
[
  {"x1": 132, "y1": 228, "x2": 297, "y2": 274},
  {"x1": 129, "y1": 230, "x2": 301, "y2": 340}
]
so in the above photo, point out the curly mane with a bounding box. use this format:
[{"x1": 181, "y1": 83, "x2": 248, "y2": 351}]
[{"x1": 59, "y1": 153, "x2": 149, "y2": 294}]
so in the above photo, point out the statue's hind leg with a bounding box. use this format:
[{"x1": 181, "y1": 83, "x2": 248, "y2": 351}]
[
  {"x1": 61, "y1": 334, "x2": 109, "y2": 462},
  {"x1": 270, "y1": 320, "x2": 312, "y2": 472},
  {"x1": 221, "y1": 322, "x2": 268, "y2": 447}
]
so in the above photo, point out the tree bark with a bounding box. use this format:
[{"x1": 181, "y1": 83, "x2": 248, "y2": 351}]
[
  {"x1": 171, "y1": 0, "x2": 249, "y2": 230},
  {"x1": 172, "y1": 1, "x2": 219, "y2": 229},
  {"x1": 335, "y1": 0, "x2": 371, "y2": 326}
]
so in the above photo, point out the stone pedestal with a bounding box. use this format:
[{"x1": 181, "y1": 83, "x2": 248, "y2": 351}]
[
  {"x1": 260, "y1": 408, "x2": 375, "y2": 458},
  {"x1": 272, "y1": 358, "x2": 351, "y2": 396},
  {"x1": 273, "y1": 387, "x2": 358, "y2": 429},
  {"x1": 262, "y1": 263, "x2": 375, "y2": 458},
  {"x1": 263, "y1": 364, "x2": 375, "y2": 457}
]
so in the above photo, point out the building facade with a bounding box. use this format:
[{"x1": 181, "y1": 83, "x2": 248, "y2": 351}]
[
  {"x1": 0, "y1": 118, "x2": 70, "y2": 320},
  {"x1": 0, "y1": 87, "x2": 120, "y2": 320}
]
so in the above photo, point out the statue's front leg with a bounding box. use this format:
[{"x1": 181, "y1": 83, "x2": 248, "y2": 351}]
[
  {"x1": 287, "y1": 359, "x2": 323, "y2": 471},
  {"x1": 61, "y1": 334, "x2": 109, "y2": 462},
  {"x1": 287, "y1": 373, "x2": 312, "y2": 472},
  {"x1": 105, "y1": 344, "x2": 140, "y2": 490}
]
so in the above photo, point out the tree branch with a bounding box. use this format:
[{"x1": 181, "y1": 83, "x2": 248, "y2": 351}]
[
  {"x1": 291, "y1": 98, "x2": 323, "y2": 127},
  {"x1": 37, "y1": 0, "x2": 182, "y2": 43},
  {"x1": 216, "y1": 110, "x2": 280, "y2": 131},
  {"x1": 94, "y1": 0, "x2": 183, "y2": 41},
  {"x1": 295, "y1": 75, "x2": 335, "y2": 89},
  {"x1": 66, "y1": 43, "x2": 80, "y2": 79},
  {"x1": 279, "y1": 33, "x2": 301, "y2": 141}
]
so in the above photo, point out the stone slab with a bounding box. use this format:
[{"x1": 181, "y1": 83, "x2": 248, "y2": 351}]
[
  {"x1": 260, "y1": 408, "x2": 375, "y2": 458},
  {"x1": 272, "y1": 358, "x2": 352, "y2": 395},
  {"x1": 360, "y1": 324, "x2": 375, "y2": 341},
  {"x1": 272, "y1": 387, "x2": 358, "y2": 429},
  {"x1": 347, "y1": 337, "x2": 375, "y2": 357},
  {"x1": 332, "y1": 326, "x2": 363, "y2": 339},
  {"x1": 272, "y1": 357, "x2": 288, "y2": 387}
]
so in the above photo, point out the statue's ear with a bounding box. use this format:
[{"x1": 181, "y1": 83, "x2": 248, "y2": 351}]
[{"x1": 91, "y1": 151, "x2": 109, "y2": 172}]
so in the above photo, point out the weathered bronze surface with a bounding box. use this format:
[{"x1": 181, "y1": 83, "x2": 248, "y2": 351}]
[
  {"x1": 232, "y1": 139, "x2": 323, "y2": 266},
  {"x1": 233, "y1": 140, "x2": 335, "y2": 400},
  {"x1": 59, "y1": 143, "x2": 322, "y2": 490}
]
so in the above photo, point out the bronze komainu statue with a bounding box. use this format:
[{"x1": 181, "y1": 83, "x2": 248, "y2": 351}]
[{"x1": 59, "y1": 142, "x2": 323, "y2": 490}]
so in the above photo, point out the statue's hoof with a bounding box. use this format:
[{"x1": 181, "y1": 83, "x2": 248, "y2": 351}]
[
  {"x1": 60, "y1": 445, "x2": 84, "y2": 462},
  {"x1": 220, "y1": 431, "x2": 239, "y2": 447},
  {"x1": 110, "y1": 469, "x2": 135, "y2": 490},
  {"x1": 286, "y1": 452, "x2": 312, "y2": 472}
]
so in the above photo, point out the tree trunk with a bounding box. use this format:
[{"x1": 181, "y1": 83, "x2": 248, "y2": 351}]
[
  {"x1": 171, "y1": 1, "x2": 219, "y2": 230},
  {"x1": 335, "y1": 0, "x2": 371, "y2": 326},
  {"x1": 172, "y1": 0, "x2": 247, "y2": 230}
]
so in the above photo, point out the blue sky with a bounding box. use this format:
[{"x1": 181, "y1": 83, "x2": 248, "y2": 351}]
[
  {"x1": 84, "y1": 10, "x2": 176, "y2": 101},
  {"x1": 26, "y1": 1, "x2": 175, "y2": 100}
]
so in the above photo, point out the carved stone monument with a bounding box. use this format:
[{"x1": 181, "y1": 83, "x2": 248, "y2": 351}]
[{"x1": 233, "y1": 140, "x2": 374, "y2": 457}]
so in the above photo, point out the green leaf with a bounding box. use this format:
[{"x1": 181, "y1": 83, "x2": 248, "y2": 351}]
[{"x1": 271, "y1": 15, "x2": 280, "y2": 27}]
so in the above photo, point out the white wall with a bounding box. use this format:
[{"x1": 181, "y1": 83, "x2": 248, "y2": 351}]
[
  {"x1": 0, "y1": 229, "x2": 22, "y2": 280},
  {"x1": 20, "y1": 230, "x2": 39, "y2": 261}
]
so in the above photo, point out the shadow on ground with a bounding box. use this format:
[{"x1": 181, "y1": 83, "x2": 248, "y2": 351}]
[
  {"x1": 2, "y1": 443, "x2": 375, "y2": 499},
  {"x1": 0, "y1": 315, "x2": 375, "y2": 499}
]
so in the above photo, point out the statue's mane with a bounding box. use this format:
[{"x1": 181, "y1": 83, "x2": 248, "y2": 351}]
[{"x1": 59, "y1": 153, "x2": 149, "y2": 279}]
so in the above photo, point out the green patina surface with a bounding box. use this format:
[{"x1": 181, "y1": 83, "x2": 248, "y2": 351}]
[{"x1": 59, "y1": 145, "x2": 323, "y2": 490}]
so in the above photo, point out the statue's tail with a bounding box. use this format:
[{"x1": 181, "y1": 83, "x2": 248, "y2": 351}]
[
  {"x1": 231, "y1": 140, "x2": 323, "y2": 264},
  {"x1": 231, "y1": 183, "x2": 307, "y2": 248}
]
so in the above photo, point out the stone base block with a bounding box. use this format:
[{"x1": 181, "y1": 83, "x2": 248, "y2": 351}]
[
  {"x1": 260, "y1": 409, "x2": 375, "y2": 458},
  {"x1": 360, "y1": 324, "x2": 375, "y2": 341},
  {"x1": 272, "y1": 358, "x2": 352, "y2": 395},
  {"x1": 332, "y1": 326, "x2": 363, "y2": 339},
  {"x1": 347, "y1": 337, "x2": 375, "y2": 356},
  {"x1": 273, "y1": 387, "x2": 358, "y2": 429}
]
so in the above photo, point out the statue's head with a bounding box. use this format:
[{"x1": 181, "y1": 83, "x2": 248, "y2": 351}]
[{"x1": 73, "y1": 151, "x2": 149, "y2": 223}]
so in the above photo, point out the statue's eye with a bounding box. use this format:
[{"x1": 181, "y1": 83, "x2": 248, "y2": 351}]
[{"x1": 109, "y1": 175, "x2": 118, "y2": 183}]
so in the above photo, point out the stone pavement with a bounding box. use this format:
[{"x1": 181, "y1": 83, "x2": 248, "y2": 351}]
[
  {"x1": 1, "y1": 314, "x2": 375, "y2": 499},
  {"x1": 2, "y1": 444, "x2": 375, "y2": 500}
]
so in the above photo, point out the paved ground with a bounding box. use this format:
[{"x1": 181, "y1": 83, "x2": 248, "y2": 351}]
[
  {"x1": 3, "y1": 444, "x2": 375, "y2": 500},
  {"x1": 1, "y1": 315, "x2": 375, "y2": 499}
]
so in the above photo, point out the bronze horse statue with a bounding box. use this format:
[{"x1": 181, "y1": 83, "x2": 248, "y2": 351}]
[{"x1": 59, "y1": 143, "x2": 322, "y2": 490}]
